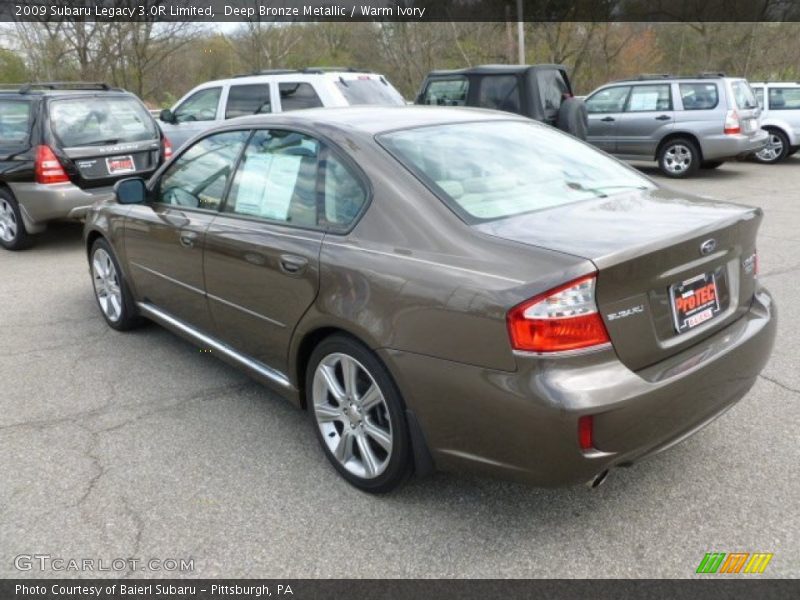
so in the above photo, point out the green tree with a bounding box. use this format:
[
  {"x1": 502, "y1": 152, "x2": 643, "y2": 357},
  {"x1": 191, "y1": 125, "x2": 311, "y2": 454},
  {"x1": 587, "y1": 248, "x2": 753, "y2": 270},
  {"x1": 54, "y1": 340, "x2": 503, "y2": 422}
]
[{"x1": 0, "y1": 48, "x2": 28, "y2": 83}]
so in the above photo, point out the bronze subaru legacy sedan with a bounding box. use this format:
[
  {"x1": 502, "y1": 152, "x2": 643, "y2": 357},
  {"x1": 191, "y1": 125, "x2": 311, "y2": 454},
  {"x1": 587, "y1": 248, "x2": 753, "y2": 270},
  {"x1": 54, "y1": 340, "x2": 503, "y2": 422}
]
[{"x1": 84, "y1": 107, "x2": 776, "y2": 493}]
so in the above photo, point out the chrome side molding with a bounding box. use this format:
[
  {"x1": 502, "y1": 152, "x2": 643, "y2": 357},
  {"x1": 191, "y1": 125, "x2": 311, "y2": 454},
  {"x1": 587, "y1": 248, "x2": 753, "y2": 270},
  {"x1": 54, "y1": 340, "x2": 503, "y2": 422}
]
[{"x1": 136, "y1": 301, "x2": 293, "y2": 390}]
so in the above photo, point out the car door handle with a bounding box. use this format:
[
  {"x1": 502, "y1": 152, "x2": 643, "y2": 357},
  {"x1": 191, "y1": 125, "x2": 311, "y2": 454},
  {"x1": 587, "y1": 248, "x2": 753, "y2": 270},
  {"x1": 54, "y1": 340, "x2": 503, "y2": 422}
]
[
  {"x1": 279, "y1": 254, "x2": 308, "y2": 275},
  {"x1": 179, "y1": 231, "x2": 197, "y2": 248},
  {"x1": 601, "y1": 116, "x2": 615, "y2": 122},
  {"x1": 655, "y1": 115, "x2": 672, "y2": 121}
]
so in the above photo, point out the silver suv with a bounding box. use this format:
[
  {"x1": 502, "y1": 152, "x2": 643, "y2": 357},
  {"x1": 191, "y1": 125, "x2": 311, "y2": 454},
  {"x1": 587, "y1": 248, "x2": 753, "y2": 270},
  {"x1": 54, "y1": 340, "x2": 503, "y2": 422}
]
[
  {"x1": 750, "y1": 82, "x2": 800, "y2": 163},
  {"x1": 158, "y1": 68, "x2": 406, "y2": 150},
  {"x1": 585, "y1": 74, "x2": 767, "y2": 177}
]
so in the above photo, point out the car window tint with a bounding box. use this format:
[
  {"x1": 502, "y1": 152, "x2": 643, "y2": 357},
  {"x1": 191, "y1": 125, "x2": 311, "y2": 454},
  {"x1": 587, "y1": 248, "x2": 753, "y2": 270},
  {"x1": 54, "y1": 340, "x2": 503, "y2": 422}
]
[
  {"x1": 731, "y1": 80, "x2": 758, "y2": 110},
  {"x1": 537, "y1": 69, "x2": 570, "y2": 113},
  {"x1": 626, "y1": 84, "x2": 672, "y2": 112},
  {"x1": 477, "y1": 76, "x2": 521, "y2": 114},
  {"x1": 679, "y1": 83, "x2": 719, "y2": 110},
  {"x1": 754, "y1": 87, "x2": 765, "y2": 108},
  {"x1": 586, "y1": 86, "x2": 630, "y2": 113},
  {"x1": 380, "y1": 120, "x2": 653, "y2": 223},
  {"x1": 225, "y1": 129, "x2": 320, "y2": 227},
  {"x1": 322, "y1": 153, "x2": 367, "y2": 230},
  {"x1": 769, "y1": 87, "x2": 800, "y2": 110},
  {"x1": 0, "y1": 100, "x2": 32, "y2": 146},
  {"x1": 421, "y1": 78, "x2": 469, "y2": 106},
  {"x1": 174, "y1": 87, "x2": 221, "y2": 122},
  {"x1": 279, "y1": 83, "x2": 323, "y2": 111},
  {"x1": 157, "y1": 130, "x2": 249, "y2": 210},
  {"x1": 49, "y1": 96, "x2": 157, "y2": 147},
  {"x1": 225, "y1": 84, "x2": 271, "y2": 119}
]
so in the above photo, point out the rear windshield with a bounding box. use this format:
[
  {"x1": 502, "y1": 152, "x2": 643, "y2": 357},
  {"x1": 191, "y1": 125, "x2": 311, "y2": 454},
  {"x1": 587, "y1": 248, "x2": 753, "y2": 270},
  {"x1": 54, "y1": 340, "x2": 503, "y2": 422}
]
[
  {"x1": 49, "y1": 96, "x2": 158, "y2": 147},
  {"x1": 334, "y1": 77, "x2": 405, "y2": 106},
  {"x1": 0, "y1": 99, "x2": 32, "y2": 146},
  {"x1": 379, "y1": 120, "x2": 653, "y2": 223},
  {"x1": 731, "y1": 80, "x2": 758, "y2": 110}
]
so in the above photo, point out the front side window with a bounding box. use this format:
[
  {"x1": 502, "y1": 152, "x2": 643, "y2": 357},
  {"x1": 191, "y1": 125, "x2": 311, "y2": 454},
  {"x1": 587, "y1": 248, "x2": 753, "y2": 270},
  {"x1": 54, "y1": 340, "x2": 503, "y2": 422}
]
[
  {"x1": 626, "y1": 84, "x2": 672, "y2": 112},
  {"x1": 477, "y1": 76, "x2": 521, "y2": 114},
  {"x1": 768, "y1": 87, "x2": 800, "y2": 110},
  {"x1": 421, "y1": 78, "x2": 469, "y2": 106},
  {"x1": 278, "y1": 83, "x2": 323, "y2": 112},
  {"x1": 731, "y1": 80, "x2": 758, "y2": 110},
  {"x1": 379, "y1": 120, "x2": 653, "y2": 223},
  {"x1": 225, "y1": 130, "x2": 320, "y2": 227},
  {"x1": 174, "y1": 87, "x2": 221, "y2": 122},
  {"x1": 49, "y1": 96, "x2": 157, "y2": 147},
  {"x1": 0, "y1": 99, "x2": 32, "y2": 146},
  {"x1": 586, "y1": 86, "x2": 630, "y2": 113},
  {"x1": 754, "y1": 87, "x2": 765, "y2": 109},
  {"x1": 225, "y1": 84, "x2": 271, "y2": 119},
  {"x1": 157, "y1": 130, "x2": 249, "y2": 210},
  {"x1": 679, "y1": 83, "x2": 719, "y2": 110},
  {"x1": 537, "y1": 69, "x2": 570, "y2": 114}
]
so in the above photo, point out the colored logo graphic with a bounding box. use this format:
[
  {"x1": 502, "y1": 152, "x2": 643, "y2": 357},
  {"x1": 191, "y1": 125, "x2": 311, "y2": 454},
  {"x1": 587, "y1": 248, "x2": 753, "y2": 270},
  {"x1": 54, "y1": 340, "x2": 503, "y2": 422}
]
[{"x1": 696, "y1": 552, "x2": 773, "y2": 574}]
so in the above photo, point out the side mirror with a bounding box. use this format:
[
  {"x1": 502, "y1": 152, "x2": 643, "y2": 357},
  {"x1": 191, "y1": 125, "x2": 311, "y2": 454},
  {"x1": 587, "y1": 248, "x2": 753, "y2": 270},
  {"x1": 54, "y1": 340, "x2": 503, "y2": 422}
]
[
  {"x1": 114, "y1": 178, "x2": 147, "y2": 205},
  {"x1": 159, "y1": 108, "x2": 176, "y2": 124}
]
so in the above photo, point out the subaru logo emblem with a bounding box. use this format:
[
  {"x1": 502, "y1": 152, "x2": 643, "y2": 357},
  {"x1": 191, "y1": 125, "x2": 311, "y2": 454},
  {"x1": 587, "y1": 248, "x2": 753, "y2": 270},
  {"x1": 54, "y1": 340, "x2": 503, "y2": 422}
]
[{"x1": 700, "y1": 239, "x2": 717, "y2": 255}]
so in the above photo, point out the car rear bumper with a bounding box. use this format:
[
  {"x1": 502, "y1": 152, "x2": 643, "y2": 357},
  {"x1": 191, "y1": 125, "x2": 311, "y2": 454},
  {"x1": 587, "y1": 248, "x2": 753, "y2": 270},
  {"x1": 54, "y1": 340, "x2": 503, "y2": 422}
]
[
  {"x1": 701, "y1": 129, "x2": 769, "y2": 160},
  {"x1": 8, "y1": 181, "x2": 114, "y2": 230},
  {"x1": 380, "y1": 288, "x2": 776, "y2": 487}
]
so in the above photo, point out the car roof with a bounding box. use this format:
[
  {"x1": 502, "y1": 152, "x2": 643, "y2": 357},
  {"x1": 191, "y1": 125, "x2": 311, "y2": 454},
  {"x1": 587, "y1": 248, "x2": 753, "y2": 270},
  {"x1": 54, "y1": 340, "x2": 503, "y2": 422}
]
[
  {"x1": 426, "y1": 64, "x2": 566, "y2": 77},
  {"x1": 749, "y1": 81, "x2": 800, "y2": 86},
  {"x1": 227, "y1": 105, "x2": 524, "y2": 135},
  {"x1": 195, "y1": 70, "x2": 383, "y2": 88}
]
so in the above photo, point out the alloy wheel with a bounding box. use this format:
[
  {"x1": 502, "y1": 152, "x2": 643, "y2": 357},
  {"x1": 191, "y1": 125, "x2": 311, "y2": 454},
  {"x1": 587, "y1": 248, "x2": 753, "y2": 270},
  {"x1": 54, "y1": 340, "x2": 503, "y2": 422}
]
[
  {"x1": 0, "y1": 199, "x2": 18, "y2": 243},
  {"x1": 664, "y1": 144, "x2": 693, "y2": 174},
  {"x1": 312, "y1": 353, "x2": 394, "y2": 479},
  {"x1": 756, "y1": 133, "x2": 784, "y2": 163},
  {"x1": 92, "y1": 248, "x2": 123, "y2": 322}
]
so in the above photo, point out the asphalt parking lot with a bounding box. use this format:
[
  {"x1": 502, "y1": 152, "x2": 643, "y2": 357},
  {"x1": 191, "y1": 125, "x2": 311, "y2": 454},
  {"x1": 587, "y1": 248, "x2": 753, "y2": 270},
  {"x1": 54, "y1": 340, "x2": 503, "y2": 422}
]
[{"x1": 1, "y1": 158, "x2": 798, "y2": 579}]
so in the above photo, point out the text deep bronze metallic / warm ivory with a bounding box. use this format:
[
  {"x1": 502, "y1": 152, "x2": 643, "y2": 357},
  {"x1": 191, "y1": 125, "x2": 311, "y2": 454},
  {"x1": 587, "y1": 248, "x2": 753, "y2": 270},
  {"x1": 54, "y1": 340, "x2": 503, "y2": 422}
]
[{"x1": 84, "y1": 107, "x2": 776, "y2": 493}]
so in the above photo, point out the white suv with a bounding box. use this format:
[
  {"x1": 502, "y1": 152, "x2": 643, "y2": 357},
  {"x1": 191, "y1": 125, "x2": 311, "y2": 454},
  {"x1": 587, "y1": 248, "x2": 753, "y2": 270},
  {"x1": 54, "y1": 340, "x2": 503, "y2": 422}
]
[
  {"x1": 158, "y1": 68, "x2": 406, "y2": 149},
  {"x1": 750, "y1": 82, "x2": 800, "y2": 163}
]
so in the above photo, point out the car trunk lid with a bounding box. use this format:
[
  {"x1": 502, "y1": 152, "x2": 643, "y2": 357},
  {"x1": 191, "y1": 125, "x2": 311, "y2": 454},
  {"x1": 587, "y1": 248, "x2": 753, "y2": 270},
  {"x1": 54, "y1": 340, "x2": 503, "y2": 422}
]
[
  {"x1": 473, "y1": 189, "x2": 761, "y2": 371},
  {"x1": 58, "y1": 139, "x2": 161, "y2": 189}
]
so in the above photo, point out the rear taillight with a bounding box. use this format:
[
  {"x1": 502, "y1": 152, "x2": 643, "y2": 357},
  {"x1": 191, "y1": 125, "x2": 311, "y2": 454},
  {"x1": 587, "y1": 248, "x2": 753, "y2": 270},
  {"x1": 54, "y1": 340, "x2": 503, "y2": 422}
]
[
  {"x1": 507, "y1": 274, "x2": 611, "y2": 353},
  {"x1": 163, "y1": 137, "x2": 173, "y2": 161},
  {"x1": 35, "y1": 145, "x2": 69, "y2": 184},
  {"x1": 724, "y1": 110, "x2": 741, "y2": 135}
]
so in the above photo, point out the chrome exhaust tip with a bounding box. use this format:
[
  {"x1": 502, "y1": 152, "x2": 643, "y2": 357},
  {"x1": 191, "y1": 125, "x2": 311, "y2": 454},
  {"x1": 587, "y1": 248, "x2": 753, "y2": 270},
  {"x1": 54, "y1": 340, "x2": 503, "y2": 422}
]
[{"x1": 588, "y1": 469, "x2": 610, "y2": 489}]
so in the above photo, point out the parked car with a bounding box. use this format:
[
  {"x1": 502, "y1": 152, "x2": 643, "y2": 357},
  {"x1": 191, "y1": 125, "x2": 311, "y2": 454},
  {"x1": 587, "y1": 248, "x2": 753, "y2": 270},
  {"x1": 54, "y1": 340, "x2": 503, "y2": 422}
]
[
  {"x1": 0, "y1": 82, "x2": 170, "y2": 250},
  {"x1": 415, "y1": 64, "x2": 588, "y2": 139},
  {"x1": 585, "y1": 74, "x2": 768, "y2": 177},
  {"x1": 158, "y1": 68, "x2": 405, "y2": 150},
  {"x1": 84, "y1": 106, "x2": 775, "y2": 493},
  {"x1": 749, "y1": 81, "x2": 800, "y2": 163}
]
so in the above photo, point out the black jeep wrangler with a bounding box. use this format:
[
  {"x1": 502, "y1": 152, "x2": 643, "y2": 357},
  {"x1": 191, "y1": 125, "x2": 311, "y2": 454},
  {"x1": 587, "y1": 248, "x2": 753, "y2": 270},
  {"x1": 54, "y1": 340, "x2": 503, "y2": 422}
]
[{"x1": 416, "y1": 64, "x2": 588, "y2": 139}]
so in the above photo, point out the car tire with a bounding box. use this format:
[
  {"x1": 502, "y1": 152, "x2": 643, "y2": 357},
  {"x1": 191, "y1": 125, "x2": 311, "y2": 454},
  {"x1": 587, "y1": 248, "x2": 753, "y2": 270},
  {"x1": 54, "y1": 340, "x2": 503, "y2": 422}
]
[
  {"x1": 754, "y1": 129, "x2": 789, "y2": 164},
  {"x1": 701, "y1": 160, "x2": 724, "y2": 169},
  {"x1": 89, "y1": 237, "x2": 142, "y2": 331},
  {"x1": 557, "y1": 97, "x2": 589, "y2": 140},
  {"x1": 0, "y1": 189, "x2": 33, "y2": 251},
  {"x1": 658, "y1": 138, "x2": 700, "y2": 178},
  {"x1": 307, "y1": 334, "x2": 412, "y2": 493},
  {"x1": 787, "y1": 147, "x2": 799, "y2": 157}
]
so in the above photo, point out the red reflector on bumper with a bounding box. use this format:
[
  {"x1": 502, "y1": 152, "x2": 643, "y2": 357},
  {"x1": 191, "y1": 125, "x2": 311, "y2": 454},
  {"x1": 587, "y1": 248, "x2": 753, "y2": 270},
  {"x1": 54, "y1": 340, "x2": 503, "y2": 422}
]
[{"x1": 578, "y1": 415, "x2": 594, "y2": 451}]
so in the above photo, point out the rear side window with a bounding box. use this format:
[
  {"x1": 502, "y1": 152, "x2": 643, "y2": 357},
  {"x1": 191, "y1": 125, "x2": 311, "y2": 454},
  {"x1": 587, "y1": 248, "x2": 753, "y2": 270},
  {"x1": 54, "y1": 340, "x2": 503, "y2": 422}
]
[
  {"x1": 679, "y1": 83, "x2": 719, "y2": 110},
  {"x1": 586, "y1": 86, "x2": 630, "y2": 113},
  {"x1": 225, "y1": 84, "x2": 271, "y2": 119},
  {"x1": 279, "y1": 83, "x2": 323, "y2": 111},
  {"x1": 536, "y1": 69, "x2": 570, "y2": 114},
  {"x1": 322, "y1": 153, "x2": 367, "y2": 230},
  {"x1": 174, "y1": 87, "x2": 221, "y2": 122},
  {"x1": 0, "y1": 99, "x2": 32, "y2": 146},
  {"x1": 49, "y1": 96, "x2": 158, "y2": 147},
  {"x1": 731, "y1": 80, "x2": 758, "y2": 110},
  {"x1": 626, "y1": 84, "x2": 672, "y2": 112},
  {"x1": 421, "y1": 78, "x2": 469, "y2": 106},
  {"x1": 334, "y1": 77, "x2": 405, "y2": 106},
  {"x1": 768, "y1": 87, "x2": 800, "y2": 110},
  {"x1": 477, "y1": 75, "x2": 521, "y2": 114}
]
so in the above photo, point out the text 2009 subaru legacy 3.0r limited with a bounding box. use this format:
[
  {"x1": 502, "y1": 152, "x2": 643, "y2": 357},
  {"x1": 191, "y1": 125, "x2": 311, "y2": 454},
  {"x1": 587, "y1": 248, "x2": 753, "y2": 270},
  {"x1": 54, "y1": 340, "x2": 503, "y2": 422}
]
[{"x1": 83, "y1": 107, "x2": 776, "y2": 493}]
